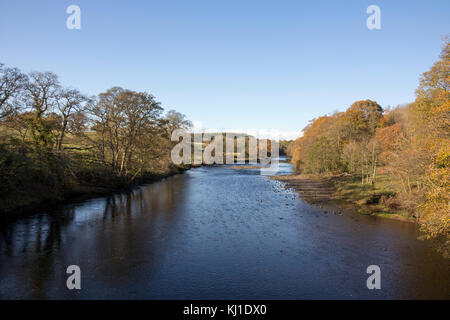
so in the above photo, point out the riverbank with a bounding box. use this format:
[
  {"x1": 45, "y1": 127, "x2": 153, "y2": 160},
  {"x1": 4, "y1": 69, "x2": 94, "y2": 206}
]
[
  {"x1": 0, "y1": 165, "x2": 190, "y2": 219},
  {"x1": 272, "y1": 173, "x2": 414, "y2": 222}
]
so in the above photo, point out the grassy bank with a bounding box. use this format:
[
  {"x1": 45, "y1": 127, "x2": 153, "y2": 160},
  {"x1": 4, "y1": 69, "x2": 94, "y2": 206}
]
[{"x1": 331, "y1": 174, "x2": 414, "y2": 222}]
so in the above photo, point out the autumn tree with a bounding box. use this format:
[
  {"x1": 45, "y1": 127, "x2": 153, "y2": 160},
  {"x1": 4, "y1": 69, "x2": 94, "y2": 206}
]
[
  {"x1": 412, "y1": 39, "x2": 449, "y2": 245},
  {"x1": 291, "y1": 102, "x2": 383, "y2": 178},
  {"x1": 343, "y1": 100, "x2": 383, "y2": 139}
]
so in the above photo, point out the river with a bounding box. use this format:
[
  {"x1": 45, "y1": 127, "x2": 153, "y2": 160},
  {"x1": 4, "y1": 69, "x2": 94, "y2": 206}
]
[{"x1": 0, "y1": 162, "x2": 449, "y2": 299}]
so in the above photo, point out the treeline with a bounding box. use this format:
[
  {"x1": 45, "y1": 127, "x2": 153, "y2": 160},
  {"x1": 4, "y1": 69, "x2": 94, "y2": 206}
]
[
  {"x1": 290, "y1": 40, "x2": 449, "y2": 244},
  {"x1": 188, "y1": 133, "x2": 280, "y2": 164},
  {"x1": 0, "y1": 64, "x2": 191, "y2": 214}
]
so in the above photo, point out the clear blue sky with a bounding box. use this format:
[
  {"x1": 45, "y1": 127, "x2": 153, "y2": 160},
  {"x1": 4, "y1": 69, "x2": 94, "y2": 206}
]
[{"x1": 1, "y1": 0, "x2": 449, "y2": 139}]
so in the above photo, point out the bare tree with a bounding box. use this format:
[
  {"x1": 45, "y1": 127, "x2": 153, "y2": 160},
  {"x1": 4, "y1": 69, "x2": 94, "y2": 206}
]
[
  {"x1": 89, "y1": 87, "x2": 163, "y2": 175},
  {"x1": 24, "y1": 71, "x2": 60, "y2": 149},
  {"x1": 163, "y1": 110, "x2": 193, "y2": 134},
  {"x1": 0, "y1": 63, "x2": 27, "y2": 120},
  {"x1": 54, "y1": 88, "x2": 89, "y2": 151}
]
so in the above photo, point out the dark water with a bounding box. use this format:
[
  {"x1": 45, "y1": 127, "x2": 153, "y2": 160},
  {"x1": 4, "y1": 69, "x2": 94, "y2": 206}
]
[{"x1": 1, "y1": 163, "x2": 449, "y2": 299}]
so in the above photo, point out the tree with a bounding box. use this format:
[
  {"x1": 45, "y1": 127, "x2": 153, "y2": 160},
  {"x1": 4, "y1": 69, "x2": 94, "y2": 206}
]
[
  {"x1": 89, "y1": 87, "x2": 163, "y2": 176},
  {"x1": 24, "y1": 71, "x2": 60, "y2": 151},
  {"x1": 0, "y1": 63, "x2": 27, "y2": 120},
  {"x1": 163, "y1": 110, "x2": 192, "y2": 134},
  {"x1": 0, "y1": 62, "x2": 192, "y2": 215},
  {"x1": 412, "y1": 39, "x2": 450, "y2": 244},
  {"x1": 343, "y1": 100, "x2": 383, "y2": 140},
  {"x1": 339, "y1": 100, "x2": 383, "y2": 182},
  {"x1": 54, "y1": 88, "x2": 89, "y2": 151}
]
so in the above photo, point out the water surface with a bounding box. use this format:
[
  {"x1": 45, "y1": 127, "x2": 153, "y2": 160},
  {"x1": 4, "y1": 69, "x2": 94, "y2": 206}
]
[{"x1": 1, "y1": 163, "x2": 449, "y2": 299}]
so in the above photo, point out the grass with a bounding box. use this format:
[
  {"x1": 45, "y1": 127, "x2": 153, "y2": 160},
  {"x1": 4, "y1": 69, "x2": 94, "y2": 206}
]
[
  {"x1": 332, "y1": 173, "x2": 414, "y2": 221},
  {"x1": 334, "y1": 174, "x2": 397, "y2": 202}
]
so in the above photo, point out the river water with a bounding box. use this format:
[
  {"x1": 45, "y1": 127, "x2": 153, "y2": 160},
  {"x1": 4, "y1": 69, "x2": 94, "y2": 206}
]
[{"x1": 0, "y1": 163, "x2": 449, "y2": 299}]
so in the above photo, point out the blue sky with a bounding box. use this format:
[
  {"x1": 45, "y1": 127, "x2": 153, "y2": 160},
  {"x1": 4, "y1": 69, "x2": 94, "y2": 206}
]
[{"x1": 1, "y1": 0, "x2": 449, "y2": 139}]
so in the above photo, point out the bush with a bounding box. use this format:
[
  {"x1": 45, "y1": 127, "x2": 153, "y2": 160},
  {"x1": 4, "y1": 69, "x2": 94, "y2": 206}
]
[{"x1": 379, "y1": 195, "x2": 401, "y2": 210}]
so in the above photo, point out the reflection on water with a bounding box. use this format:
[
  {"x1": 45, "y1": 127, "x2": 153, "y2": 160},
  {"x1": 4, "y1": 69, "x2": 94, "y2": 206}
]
[
  {"x1": 1, "y1": 164, "x2": 449, "y2": 299},
  {"x1": 0, "y1": 174, "x2": 189, "y2": 299}
]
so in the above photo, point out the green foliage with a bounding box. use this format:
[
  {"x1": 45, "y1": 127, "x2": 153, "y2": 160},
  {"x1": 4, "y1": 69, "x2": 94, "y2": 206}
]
[{"x1": 306, "y1": 136, "x2": 341, "y2": 173}]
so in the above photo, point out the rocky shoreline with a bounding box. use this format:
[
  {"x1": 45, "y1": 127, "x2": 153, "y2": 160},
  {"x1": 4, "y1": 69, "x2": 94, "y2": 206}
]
[{"x1": 272, "y1": 174, "x2": 413, "y2": 222}]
